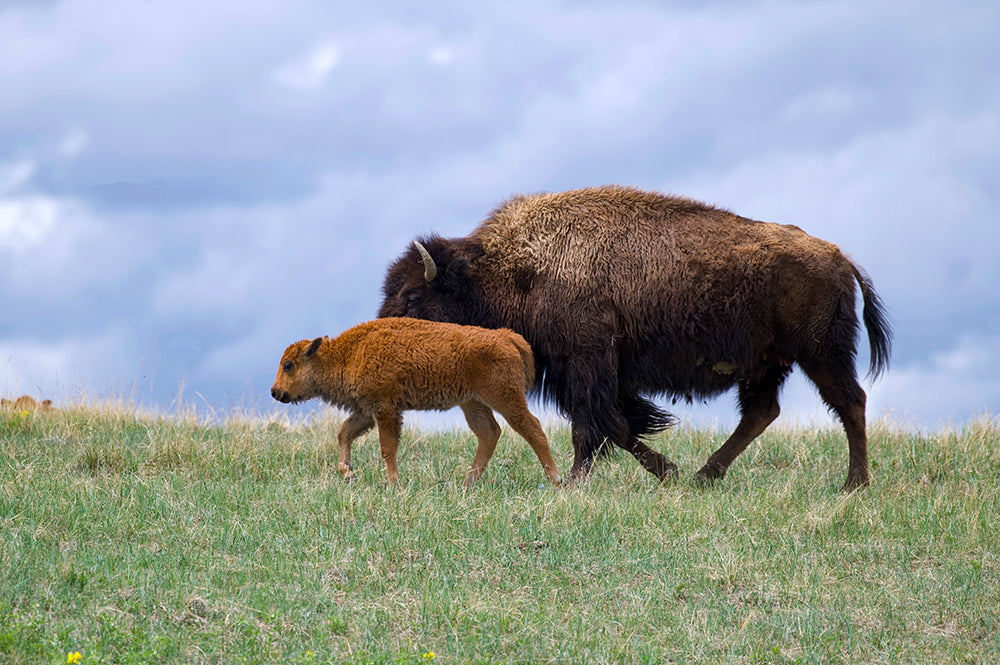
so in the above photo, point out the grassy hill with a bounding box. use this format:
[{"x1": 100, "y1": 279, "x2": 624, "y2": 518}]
[{"x1": 1, "y1": 405, "x2": 998, "y2": 664}]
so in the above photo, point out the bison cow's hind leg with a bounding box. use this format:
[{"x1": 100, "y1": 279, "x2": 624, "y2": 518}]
[
  {"x1": 694, "y1": 364, "x2": 791, "y2": 485},
  {"x1": 798, "y1": 360, "x2": 870, "y2": 491}
]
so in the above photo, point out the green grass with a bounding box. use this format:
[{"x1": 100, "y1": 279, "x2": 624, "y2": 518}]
[{"x1": 1, "y1": 403, "x2": 998, "y2": 664}]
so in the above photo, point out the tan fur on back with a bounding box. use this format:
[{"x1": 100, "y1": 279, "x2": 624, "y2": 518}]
[{"x1": 274, "y1": 318, "x2": 534, "y2": 414}]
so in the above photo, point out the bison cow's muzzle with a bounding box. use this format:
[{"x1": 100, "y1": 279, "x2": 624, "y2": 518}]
[{"x1": 271, "y1": 387, "x2": 292, "y2": 404}]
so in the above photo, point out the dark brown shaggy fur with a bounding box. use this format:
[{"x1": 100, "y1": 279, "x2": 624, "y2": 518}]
[
  {"x1": 270, "y1": 317, "x2": 562, "y2": 487},
  {"x1": 379, "y1": 185, "x2": 892, "y2": 490}
]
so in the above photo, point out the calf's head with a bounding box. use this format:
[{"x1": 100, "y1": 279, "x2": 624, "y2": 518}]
[{"x1": 271, "y1": 337, "x2": 324, "y2": 404}]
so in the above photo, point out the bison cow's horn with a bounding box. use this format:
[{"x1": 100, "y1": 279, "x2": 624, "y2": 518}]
[{"x1": 413, "y1": 240, "x2": 437, "y2": 282}]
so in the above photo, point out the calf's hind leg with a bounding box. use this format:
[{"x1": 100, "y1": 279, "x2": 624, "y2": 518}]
[
  {"x1": 459, "y1": 400, "x2": 502, "y2": 486},
  {"x1": 487, "y1": 390, "x2": 562, "y2": 487},
  {"x1": 374, "y1": 411, "x2": 404, "y2": 486}
]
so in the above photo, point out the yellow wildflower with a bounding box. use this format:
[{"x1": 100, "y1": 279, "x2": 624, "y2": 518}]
[
  {"x1": 67, "y1": 652, "x2": 82, "y2": 664},
  {"x1": 423, "y1": 652, "x2": 435, "y2": 662}
]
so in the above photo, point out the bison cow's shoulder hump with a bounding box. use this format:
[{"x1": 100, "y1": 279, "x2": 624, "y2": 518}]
[
  {"x1": 470, "y1": 185, "x2": 730, "y2": 285},
  {"x1": 475, "y1": 186, "x2": 714, "y2": 242}
]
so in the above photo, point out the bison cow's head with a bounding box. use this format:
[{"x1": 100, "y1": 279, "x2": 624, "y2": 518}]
[
  {"x1": 378, "y1": 236, "x2": 492, "y2": 326},
  {"x1": 271, "y1": 337, "x2": 324, "y2": 404}
]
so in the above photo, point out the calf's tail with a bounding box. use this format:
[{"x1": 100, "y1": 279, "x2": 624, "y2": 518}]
[
  {"x1": 504, "y1": 330, "x2": 537, "y2": 393},
  {"x1": 851, "y1": 263, "x2": 893, "y2": 380}
]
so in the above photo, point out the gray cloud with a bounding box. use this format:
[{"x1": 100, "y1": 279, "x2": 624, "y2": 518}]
[{"x1": 2, "y1": 1, "x2": 998, "y2": 429}]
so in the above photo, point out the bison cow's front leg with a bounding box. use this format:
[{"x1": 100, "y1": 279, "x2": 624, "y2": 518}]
[
  {"x1": 561, "y1": 358, "x2": 617, "y2": 481},
  {"x1": 563, "y1": 357, "x2": 676, "y2": 483},
  {"x1": 336, "y1": 410, "x2": 375, "y2": 481},
  {"x1": 568, "y1": 422, "x2": 599, "y2": 481}
]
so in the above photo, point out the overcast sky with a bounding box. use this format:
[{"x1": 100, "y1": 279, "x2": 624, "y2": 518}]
[{"x1": 2, "y1": 1, "x2": 998, "y2": 432}]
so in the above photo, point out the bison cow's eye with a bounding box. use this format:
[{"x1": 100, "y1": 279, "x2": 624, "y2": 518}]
[
  {"x1": 405, "y1": 293, "x2": 421, "y2": 309},
  {"x1": 282, "y1": 361, "x2": 294, "y2": 373}
]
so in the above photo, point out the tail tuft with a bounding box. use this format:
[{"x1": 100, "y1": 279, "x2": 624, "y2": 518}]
[{"x1": 852, "y1": 264, "x2": 893, "y2": 380}]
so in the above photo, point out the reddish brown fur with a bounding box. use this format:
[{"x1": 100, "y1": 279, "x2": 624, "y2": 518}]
[
  {"x1": 271, "y1": 317, "x2": 561, "y2": 486},
  {"x1": 1, "y1": 395, "x2": 55, "y2": 411}
]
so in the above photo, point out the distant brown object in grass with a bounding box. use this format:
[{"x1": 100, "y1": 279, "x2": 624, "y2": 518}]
[{"x1": 1, "y1": 395, "x2": 55, "y2": 412}]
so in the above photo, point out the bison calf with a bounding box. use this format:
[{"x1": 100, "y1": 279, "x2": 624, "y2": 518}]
[{"x1": 271, "y1": 317, "x2": 562, "y2": 487}]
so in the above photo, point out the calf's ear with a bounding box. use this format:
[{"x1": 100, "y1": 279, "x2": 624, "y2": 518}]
[{"x1": 306, "y1": 337, "x2": 324, "y2": 357}]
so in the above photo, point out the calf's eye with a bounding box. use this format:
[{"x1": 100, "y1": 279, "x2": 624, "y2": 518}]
[{"x1": 282, "y1": 361, "x2": 294, "y2": 373}]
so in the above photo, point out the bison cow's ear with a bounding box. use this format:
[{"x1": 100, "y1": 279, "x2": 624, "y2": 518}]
[
  {"x1": 305, "y1": 337, "x2": 324, "y2": 357},
  {"x1": 442, "y1": 256, "x2": 472, "y2": 285}
]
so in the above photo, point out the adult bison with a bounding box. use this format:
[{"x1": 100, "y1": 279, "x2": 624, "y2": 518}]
[{"x1": 378, "y1": 185, "x2": 892, "y2": 490}]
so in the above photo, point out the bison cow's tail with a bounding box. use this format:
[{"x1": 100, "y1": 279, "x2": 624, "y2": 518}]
[
  {"x1": 504, "y1": 330, "x2": 537, "y2": 393},
  {"x1": 851, "y1": 263, "x2": 893, "y2": 381}
]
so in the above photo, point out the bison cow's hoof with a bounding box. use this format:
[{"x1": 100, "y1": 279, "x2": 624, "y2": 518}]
[
  {"x1": 842, "y1": 474, "x2": 870, "y2": 493},
  {"x1": 568, "y1": 460, "x2": 595, "y2": 483},
  {"x1": 692, "y1": 464, "x2": 726, "y2": 487},
  {"x1": 657, "y1": 461, "x2": 680, "y2": 484},
  {"x1": 561, "y1": 470, "x2": 593, "y2": 488}
]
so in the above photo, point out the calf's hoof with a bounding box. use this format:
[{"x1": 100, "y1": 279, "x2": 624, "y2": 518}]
[{"x1": 463, "y1": 467, "x2": 486, "y2": 487}]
